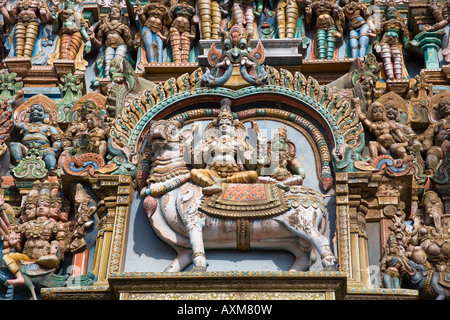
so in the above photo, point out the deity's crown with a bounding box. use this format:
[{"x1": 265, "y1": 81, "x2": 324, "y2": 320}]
[{"x1": 217, "y1": 98, "x2": 235, "y2": 123}]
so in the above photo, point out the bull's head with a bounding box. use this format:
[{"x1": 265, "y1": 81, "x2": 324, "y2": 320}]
[{"x1": 148, "y1": 119, "x2": 184, "y2": 149}]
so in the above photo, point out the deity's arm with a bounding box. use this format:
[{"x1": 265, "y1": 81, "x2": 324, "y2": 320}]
[
  {"x1": 38, "y1": 1, "x2": 52, "y2": 24},
  {"x1": 288, "y1": 157, "x2": 306, "y2": 178},
  {"x1": 420, "y1": 123, "x2": 436, "y2": 151},
  {"x1": 90, "y1": 24, "x2": 104, "y2": 48},
  {"x1": 49, "y1": 126, "x2": 63, "y2": 153},
  {"x1": 135, "y1": 2, "x2": 147, "y2": 27},
  {"x1": 123, "y1": 25, "x2": 134, "y2": 48}
]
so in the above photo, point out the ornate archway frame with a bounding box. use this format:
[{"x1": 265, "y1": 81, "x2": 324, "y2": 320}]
[
  {"x1": 110, "y1": 67, "x2": 364, "y2": 180},
  {"x1": 101, "y1": 67, "x2": 375, "y2": 294}
]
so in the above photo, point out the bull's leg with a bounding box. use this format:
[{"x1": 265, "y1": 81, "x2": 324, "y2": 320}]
[
  {"x1": 165, "y1": 248, "x2": 193, "y2": 272},
  {"x1": 177, "y1": 184, "x2": 208, "y2": 271},
  {"x1": 285, "y1": 242, "x2": 311, "y2": 272},
  {"x1": 276, "y1": 209, "x2": 338, "y2": 271},
  {"x1": 185, "y1": 219, "x2": 208, "y2": 271}
]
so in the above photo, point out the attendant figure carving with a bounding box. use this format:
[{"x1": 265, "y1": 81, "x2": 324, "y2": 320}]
[
  {"x1": 420, "y1": 98, "x2": 450, "y2": 173},
  {"x1": 355, "y1": 100, "x2": 409, "y2": 160},
  {"x1": 135, "y1": 0, "x2": 171, "y2": 64},
  {"x1": 372, "y1": 4, "x2": 411, "y2": 80},
  {"x1": 90, "y1": 3, "x2": 134, "y2": 80},
  {"x1": 168, "y1": 0, "x2": 196, "y2": 63},
  {"x1": 10, "y1": 103, "x2": 62, "y2": 174},
  {"x1": 305, "y1": 0, "x2": 344, "y2": 59},
  {"x1": 342, "y1": 0, "x2": 376, "y2": 58}
]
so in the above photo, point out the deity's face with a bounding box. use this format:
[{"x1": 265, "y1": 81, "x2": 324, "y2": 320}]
[
  {"x1": 110, "y1": 6, "x2": 121, "y2": 20},
  {"x1": 438, "y1": 99, "x2": 450, "y2": 118},
  {"x1": 218, "y1": 117, "x2": 234, "y2": 136},
  {"x1": 29, "y1": 104, "x2": 46, "y2": 123},
  {"x1": 271, "y1": 135, "x2": 287, "y2": 152},
  {"x1": 386, "y1": 6, "x2": 397, "y2": 20},
  {"x1": 50, "y1": 201, "x2": 62, "y2": 220},
  {"x1": 24, "y1": 203, "x2": 37, "y2": 221},
  {"x1": 36, "y1": 199, "x2": 51, "y2": 218},
  {"x1": 371, "y1": 104, "x2": 386, "y2": 122},
  {"x1": 384, "y1": 103, "x2": 398, "y2": 121}
]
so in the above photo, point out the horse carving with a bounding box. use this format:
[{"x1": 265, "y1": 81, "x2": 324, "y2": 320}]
[{"x1": 140, "y1": 110, "x2": 338, "y2": 272}]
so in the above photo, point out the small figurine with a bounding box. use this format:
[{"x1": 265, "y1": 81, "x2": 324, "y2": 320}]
[
  {"x1": 305, "y1": 0, "x2": 345, "y2": 59},
  {"x1": 372, "y1": 4, "x2": 411, "y2": 80}
]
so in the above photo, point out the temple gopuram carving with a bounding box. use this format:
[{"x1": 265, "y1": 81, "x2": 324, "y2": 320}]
[{"x1": 0, "y1": 0, "x2": 450, "y2": 302}]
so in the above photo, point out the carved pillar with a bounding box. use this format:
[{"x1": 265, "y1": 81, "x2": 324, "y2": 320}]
[
  {"x1": 335, "y1": 172, "x2": 380, "y2": 288},
  {"x1": 89, "y1": 175, "x2": 134, "y2": 285},
  {"x1": 413, "y1": 30, "x2": 444, "y2": 70}
]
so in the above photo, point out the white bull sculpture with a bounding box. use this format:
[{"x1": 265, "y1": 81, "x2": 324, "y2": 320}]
[{"x1": 140, "y1": 119, "x2": 338, "y2": 272}]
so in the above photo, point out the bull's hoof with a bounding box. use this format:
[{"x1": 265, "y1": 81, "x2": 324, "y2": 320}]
[
  {"x1": 191, "y1": 266, "x2": 207, "y2": 272},
  {"x1": 322, "y1": 264, "x2": 339, "y2": 272},
  {"x1": 202, "y1": 185, "x2": 222, "y2": 195}
]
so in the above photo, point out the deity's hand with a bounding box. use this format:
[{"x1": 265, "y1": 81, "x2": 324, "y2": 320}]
[
  {"x1": 373, "y1": 42, "x2": 381, "y2": 53},
  {"x1": 403, "y1": 40, "x2": 411, "y2": 50},
  {"x1": 85, "y1": 40, "x2": 92, "y2": 53},
  {"x1": 0, "y1": 193, "x2": 4, "y2": 207},
  {"x1": 420, "y1": 24, "x2": 434, "y2": 32}
]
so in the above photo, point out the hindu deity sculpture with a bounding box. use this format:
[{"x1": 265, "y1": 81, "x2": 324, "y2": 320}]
[
  {"x1": 305, "y1": 0, "x2": 345, "y2": 59},
  {"x1": 59, "y1": 100, "x2": 107, "y2": 167},
  {"x1": 341, "y1": 0, "x2": 376, "y2": 58},
  {"x1": 420, "y1": 98, "x2": 450, "y2": 173},
  {"x1": 9, "y1": 103, "x2": 63, "y2": 174},
  {"x1": 2, "y1": 182, "x2": 66, "y2": 287},
  {"x1": 421, "y1": 0, "x2": 450, "y2": 64},
  {"x1": 355, "y1": 100, "x2": 409, "y2": 160},
  {"x1": 190, "y1": 98, "x2": 258, "y2": 195},
  {"x1": 90, "y1": 3, "x2": 135, "y2": 81},
  {"x1": 2, "y1": 0, "x2": 52, "y2": 60},
  {"x1": 372, "y1": 3, "x2": 411, "y2": 80},
  {"x1": 168, "y1": 0, "x2": 196, "y2": 63},
  {"x1": 258, "y1": 125, "x2": 306, "y2": 190},
  {"x1": 135, "y1": 0, "x2": 171, "y2": 64},
  {"x1": 384, "y1": 102, "x2": 422, "y2": 152},
  {"x1": 48, "y1": 0, "x2": 91, "y2": 69}
]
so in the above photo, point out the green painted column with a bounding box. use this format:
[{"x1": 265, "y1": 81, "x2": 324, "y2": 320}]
[{"x1": 412, "y1": 30, "x2": 445, "y2": 70}]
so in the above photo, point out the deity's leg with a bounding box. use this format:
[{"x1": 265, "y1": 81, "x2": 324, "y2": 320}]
[
  {"x1": 326, "y1": 27, "x2": 336, "y2": 59},
  {"x1": 23, "y1": 21, "x2": 39, "y2": 58},
  {"x1": 211, "y1": 0, "x2": 221, "y2": 39},
  {"x1": 14, "y1": 22, "x2": 26, "y2": 57},
  {"x1": 60, "y1": 32, "x2": 82, "y2": 60},
  {"x1": 391, "y1": 44, "x2": 403, "y2": 79},
  {"x1": 349, "y1": 29, "x2": 360, "y2": 58},
  {"x1": 43, "y1": 148, "x2": 57, "y2": 171},
  {"x1": 232, "y1": 2, "x2": 245, "y2": 29},
  {"x1": 104, "y1": 46, "x2": 115, "y2": 78},
  {"x1": 381, "y1": 43, "x2": 394, "y2": 79},
  {"x1": 358, "y1": 23, "x2": 370, "y2": 58},
  {"x1": 198, "y1": 0, "x2": 212, "y2": 39},
  {"x1": 316, "y1": 28, "x2": 326, "y2": 59},
  {"x1": 110, "y1": 44, "x2": 128, "y2": 74},
  {"x1": 244, "y1": 5, "x2": 254, "y2": 34},
  {"x1": 181, "y1": 32, "x2": 191, "y2": 63},
  {"x1": 276, "y1": 1, "x2": 286, "y2": 39},
  {"x1": 142, "y1": 27, "x2": 158, "y2": 63},
  {"x1": 226, "y1": 170, "x2": 258, "y2": 183},
  {"x1": 285, "y1": 0, "x2": 298, "y2": 39},
  {"x1": 9, "y1": 142, "x2": 25, "y2": 164},
  {"x1": 170, "y1": 29, "x2": 182, "y2": 64}
]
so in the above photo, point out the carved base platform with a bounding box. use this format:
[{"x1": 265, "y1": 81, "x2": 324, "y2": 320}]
[
  {"x1": 386, "y1": 78, "x2": 411, "y2": 95},
  {"x1": 109, "y1": 271, "x2": 348, "y2": 300},
  {"x1": 301, "y1": 58, "x2": 356, "y2": 84},
  {"x1": 137, "y1": 62, "x2": 200, "y2": 83},
  {"x1": 4, "y1": 57, "x2": 85, "y2": 89}
]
